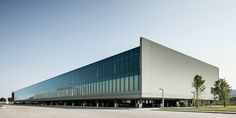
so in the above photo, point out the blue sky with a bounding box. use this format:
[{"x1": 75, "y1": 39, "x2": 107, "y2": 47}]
[{"x1": 0, "y1": 0, "x2": 236, "y2": 98}]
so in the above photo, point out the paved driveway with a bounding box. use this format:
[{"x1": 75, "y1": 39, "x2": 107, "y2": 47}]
[{"x1": 0, "y1": 105, "x2": 235, "y2": 118}]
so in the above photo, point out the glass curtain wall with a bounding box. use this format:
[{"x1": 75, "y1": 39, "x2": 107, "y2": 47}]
[{"x1": 14, "y1": 47, "x2": 140, "y2": 101}]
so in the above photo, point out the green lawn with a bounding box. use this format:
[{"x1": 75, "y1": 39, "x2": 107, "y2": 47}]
[{"x1": 175, "y1": 106, "x2": 236, "y2": 112}]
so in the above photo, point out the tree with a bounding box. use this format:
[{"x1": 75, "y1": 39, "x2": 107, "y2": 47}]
[
  {"x1": 192, "y1": 75, "x2": 205, "y2": 108},
  {"x1": 0, "y1": 97, "x2": 6, "y2": 102},
  {"x1": 8, "y1": 97, "x2": 13, "y2": 102},
  {"x1": 214, "y1": 79, "x2": 231, "y2": 107}
]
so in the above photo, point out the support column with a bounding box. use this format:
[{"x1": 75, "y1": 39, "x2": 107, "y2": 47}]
[
  {"x1": 72, "y1": 101, "x2": 74, "y2": 106},
  {"x1": 114, "y1": 100, "x2": 118, "y2": 108},
  {"x1": 136, "y1": 99, "x2": 143, "y2": 108},
  {"x1": 82, "y1": 101, "x2": 85, "y2": 107},
  {"x1": 96, "y1": 101, "x2": 99, "y2": 107},
  {"x1": 152, "y1": 100, "x2": 155, "y2": 107},
  {"x1": 64, "y1": 102, "x2": 66, "y2": 106}
]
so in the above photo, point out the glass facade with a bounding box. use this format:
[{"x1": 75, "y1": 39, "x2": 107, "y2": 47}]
[{"x1": 14, "y1": 47, "x2": 140, "y2": 101}]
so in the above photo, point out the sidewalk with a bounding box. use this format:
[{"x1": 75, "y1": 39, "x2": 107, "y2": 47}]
[{"x1": 153, "y1": 108, "x2": 236, "y2": 114}]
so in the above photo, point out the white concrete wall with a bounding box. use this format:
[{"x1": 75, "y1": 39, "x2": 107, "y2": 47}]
[{"x1": 141, "y1": 37, "x2": 219, "y2": 100}]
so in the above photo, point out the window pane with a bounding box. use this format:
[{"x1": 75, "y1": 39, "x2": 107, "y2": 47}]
[
  {"x1": 106, "y1": 80, "x2": 109, "y2": 93},
  {"x1": 134, "y1": 75, "x2": 139, "y2": 91},
  {"x1": 113, "y1": 79, "x2": 116, "y2": 93},
  {"x1": 99, "y1": 82, "x2": 102, "y2": 94},
  {"x1": 121, "y1": 77, "x2": 124, "y2": 92},
  {"x1": 109, "y1": 80, "x2": 112, "y2": 93},
  {"x1": 94, "y1": 82, "x2": 96, "y2": 94},
  {"x1": 103, "y1": 81, "x2": 106, "y2": 94},
  {"x1": 97, "y1": 82, "x2": 100, "y2": 94},
  {"x1": 125, "y1": 77, "x2": 129, "y2": 92},
  {"x1": 129, "y1": 76, "x2": 134, "y2": 91},
  {"x1": 116, "y1": 78, "x2": 120, "y2": 92},
  {"x1": 88, "y1": 83, "x2": 90, "y2": 95}
]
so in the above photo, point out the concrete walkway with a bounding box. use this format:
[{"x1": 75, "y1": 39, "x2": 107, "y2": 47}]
[
  {"x1": 1, "y1": 105, "x2": 236, "y2": 118},
  {"x1": 155, "y1": 108, "x2": 236, "y2": 114}
]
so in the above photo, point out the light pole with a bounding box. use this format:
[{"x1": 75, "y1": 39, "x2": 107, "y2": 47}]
[{"x1": 159, "y1": 88, "x2": 164, "y2": 109}]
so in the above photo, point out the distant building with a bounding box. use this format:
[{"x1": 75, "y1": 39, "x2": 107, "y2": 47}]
[
  {"x1": 13, "y1": 37, "x2": 219, "y2": 107},
  {"x1": 231, "y1": 90, "x2": 236, "y2": 105},
  {"x1": 231, "y1": 90, "x2": 236, "y2": 97}
]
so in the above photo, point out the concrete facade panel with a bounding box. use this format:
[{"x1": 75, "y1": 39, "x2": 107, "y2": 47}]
[{"x1": 141, "y1": 37, "x2": 219, "y2": 100}]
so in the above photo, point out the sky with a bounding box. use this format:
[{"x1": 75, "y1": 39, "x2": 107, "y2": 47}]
[{"x1": 0, "y1": 0, "x2": 236, "y2": 98}]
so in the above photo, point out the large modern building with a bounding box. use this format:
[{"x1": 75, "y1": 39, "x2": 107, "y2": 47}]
[{"x1": 13, "y1": 37, "x2": 219, "y2": 108}]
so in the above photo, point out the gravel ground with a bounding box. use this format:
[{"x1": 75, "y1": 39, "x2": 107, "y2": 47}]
[{"x1": 0, "y1": 105, "x2": 235, "y2": 118}]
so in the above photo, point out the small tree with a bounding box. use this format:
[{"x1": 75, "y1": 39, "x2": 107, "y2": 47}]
[
  {"x1": 192, "y1": 75, "x2": 205, "y2": 108},
  {"x1": 0, "y1": 97, "x2": 6, "y2": 102},
  {"x1": 214, "y1": 79, "x2": 231, "y2": 107},
  {"x1": 8, "y1": 97, "x2": 13, "y2": 102}
]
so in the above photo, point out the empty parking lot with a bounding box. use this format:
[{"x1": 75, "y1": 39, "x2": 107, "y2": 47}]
[{"x1": 0, "y1": 105, "x2": 235, "y2": 118}]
